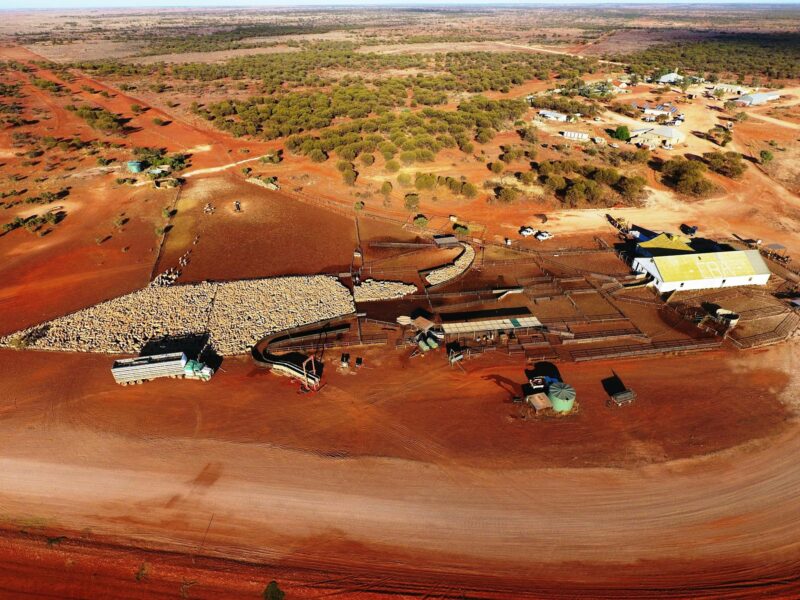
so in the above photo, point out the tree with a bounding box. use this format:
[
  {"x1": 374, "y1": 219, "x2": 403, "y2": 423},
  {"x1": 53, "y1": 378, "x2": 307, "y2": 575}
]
[
  {"x1": 760, "y1": 149, "x2": 774, "y2": 165},
  {"x1": 703, "y1": 151, "x2": 746, "y2": 178},
  {"x1": 380, "y1": 181, "x2": 393, "y2": 196},
  {"x1": 613, "y1": 125, "x2": 630, "y2": 141},
  {"x1": 341, "y1": 166, "x2": 358, "y2": 186},
  {"x1": 414, "y1": 172, "x2": 436, "y2": 190},
  {"x1": 263, "y1": 581, "x2": 285, "y2": 600},
  {"x1": 617, "y1": 175, "x2": 647, "y2": 201},
  {"x1": 404, "y1": 193, "x2": 420, "y2": 212},
  {"x1": 544, "y1": 174, "x2": 567, "y2": 192},
  {"x1": 461, "y1": 182, "x2": 478, "y2": 198},
  {"x1": 496, "y1": 186, "x2": 519, "y2": 203},
  {"x1": 661, "y1": 157, "x2": 714, "y2": 197},
  {"x1": 308, "y1": 148, "x2": 327, "y2": 163}
]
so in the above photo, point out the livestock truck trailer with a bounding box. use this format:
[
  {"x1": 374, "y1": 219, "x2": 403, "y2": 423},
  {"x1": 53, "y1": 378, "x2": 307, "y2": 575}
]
[{"x1": 111, "y1": 352, "x2": 214, "y2": 385}]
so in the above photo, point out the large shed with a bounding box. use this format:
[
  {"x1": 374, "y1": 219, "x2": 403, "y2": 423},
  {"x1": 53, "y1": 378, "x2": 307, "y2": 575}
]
[
  {"x1": 658, "y1": 72, "x2": 683, "y2": 84},
  {"x1": 738, "y1": 92, "x2": 782, "y2": 106},
  {"x1": 632, "y1": 249, "x2": 770, "y2": 293}
]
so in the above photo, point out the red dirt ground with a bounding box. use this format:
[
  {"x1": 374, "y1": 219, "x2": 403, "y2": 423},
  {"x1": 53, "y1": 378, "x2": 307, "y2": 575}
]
[
  {"x1": 2, "y1": 41, "x2": 800, "y2": 599},
  {"x1": 0, "y1": 341, "x2": 798, "y2": 598}
]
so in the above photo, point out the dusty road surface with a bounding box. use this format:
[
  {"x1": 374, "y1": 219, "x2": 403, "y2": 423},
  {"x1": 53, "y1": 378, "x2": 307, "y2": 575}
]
[{"x1": 0, "y1": 341, "x2": 798, "y2": 598}]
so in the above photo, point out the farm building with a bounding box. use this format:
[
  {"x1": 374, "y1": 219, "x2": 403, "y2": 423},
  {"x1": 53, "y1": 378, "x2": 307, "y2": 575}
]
[
  {"x1": 713, "y1": 83, "x2": 750, "y2": 96},
  {"x1": 439, "y1": 315, "x2": 542, "y2": 342},
  {"x1": 631, "y1": 102, "x2": 679, "y2": 118},
  {"x1": 644, "y1": 104, "x2": 678, "y2": 118},
  {"x1": 632, "y1": 250, "x2": 770, "y2": 293},
  {"x1": 737, "y1": 91, "x2": 782, "y2": 106},
  {"x1": 561, "y1": 131, "x2": 589, "y2": 141},
  {"x1": 538, "y1": 109, "x2": 569, "y2": 122},
  {"x1": 658, "y1": 72, "x2": 683, "y2": 84},
  {"x1": 433, "y1": 234, "x2": 460, "y2": 248},
  {"x1": 629, "y1": 126, "x2": 686, "y2": 148}
]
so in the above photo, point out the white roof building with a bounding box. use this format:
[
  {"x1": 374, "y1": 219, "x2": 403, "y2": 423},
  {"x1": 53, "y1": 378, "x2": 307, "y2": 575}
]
[
  {"x1": 538, "y1": 109, "x2": 569, "y2": 122},
  {"x1": 630, "y1": 126, "x2": 687, "y2": 147},
  {"x1": 738, "y1": 91, "x2": 782, "y2": 106},
  {"x1": 561, "y1": 131, "x2": 589, "y2": 141},
  {"x1": 714, "y1": 83, "x2": 750, "y2": 96},
  {"x1": 658, "y1": 72, "x2": 683, "y2": 84},
  {"x1": 632, "y1": 250, "x2": 770, "y2": 293}
]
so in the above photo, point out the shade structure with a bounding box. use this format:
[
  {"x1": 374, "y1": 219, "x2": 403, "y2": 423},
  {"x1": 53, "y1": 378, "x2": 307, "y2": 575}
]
[{"x1": 547, "y1": 382, "x2": 576, "y2": 413}]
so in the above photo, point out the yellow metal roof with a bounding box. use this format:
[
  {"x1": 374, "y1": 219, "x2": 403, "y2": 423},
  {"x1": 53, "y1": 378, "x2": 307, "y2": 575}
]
[
  {"x1": 638, "y1": 233, "x2": 694, "y2": 253},
  {"x1": 653, "y1": 250, "x2": 770, "y2": 283}
]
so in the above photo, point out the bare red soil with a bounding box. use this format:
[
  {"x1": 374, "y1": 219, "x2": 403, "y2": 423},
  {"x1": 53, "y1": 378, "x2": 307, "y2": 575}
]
[
  {"x1": 0, "y1": 341, "x2": 798, "y2": 598},
  {"x1": 2, "y1": 37, "x2": 800, "y2": 599}
]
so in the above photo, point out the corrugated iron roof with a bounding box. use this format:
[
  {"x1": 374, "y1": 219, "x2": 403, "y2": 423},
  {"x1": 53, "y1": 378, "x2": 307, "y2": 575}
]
[
  {"x1": 638, "y1": 233, "x2": 694, "y2": 253},
  {"x1": 652, "y1": 250, "x2": 770, "y2": 283},
  {"x1": 441, "y1": 316, "x2": 542, "y2": 334}
]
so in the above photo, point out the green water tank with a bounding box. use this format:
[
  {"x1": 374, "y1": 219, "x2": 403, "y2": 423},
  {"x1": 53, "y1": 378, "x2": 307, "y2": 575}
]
[{"x1": 547, "y1": 382, "x2": 576, "y2": 413}]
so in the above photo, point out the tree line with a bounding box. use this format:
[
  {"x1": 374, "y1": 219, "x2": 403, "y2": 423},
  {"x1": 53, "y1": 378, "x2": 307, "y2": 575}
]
[{"x1": 610, "y1": 33, "x2": 800, "y2": 81}]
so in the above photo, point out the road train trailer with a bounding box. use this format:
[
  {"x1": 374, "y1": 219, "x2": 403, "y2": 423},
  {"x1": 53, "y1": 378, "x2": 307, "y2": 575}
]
[{"x1": 111, "y1": 352, "x2": 214, "y2": 385}]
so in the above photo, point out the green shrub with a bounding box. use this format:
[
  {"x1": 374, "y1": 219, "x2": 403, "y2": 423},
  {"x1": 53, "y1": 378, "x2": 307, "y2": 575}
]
[{"x1": 404, "y1": 193, "x2": 420, "y2": 212}]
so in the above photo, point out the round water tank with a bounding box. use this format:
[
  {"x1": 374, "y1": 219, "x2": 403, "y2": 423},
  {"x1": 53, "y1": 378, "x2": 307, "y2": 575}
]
[{"x1": 547, "y1": 382, "x2": 576, "y2": 413}]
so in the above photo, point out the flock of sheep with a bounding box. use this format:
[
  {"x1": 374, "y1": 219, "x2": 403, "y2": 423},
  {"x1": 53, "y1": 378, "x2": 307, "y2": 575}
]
[{"x1": 2, "y1": 243, "x2": 476, "y2": 356}]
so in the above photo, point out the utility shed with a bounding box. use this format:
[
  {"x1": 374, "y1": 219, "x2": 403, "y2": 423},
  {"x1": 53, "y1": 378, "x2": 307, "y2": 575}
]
[
  {"x1": 632, "y1": 249, "x2": 770, "y2": 293},
  {"x1": 433, "y1": 234, "x2": 460, "y2": 248},
  {"x1": 561, "y1": 131, "x2": 589, "y2": 141},
  {"x1": 526, "y1": 392, "x2": 553, "y2": 413}
]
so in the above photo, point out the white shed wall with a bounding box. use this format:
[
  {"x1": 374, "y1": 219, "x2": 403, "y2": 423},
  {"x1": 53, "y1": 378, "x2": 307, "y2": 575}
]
[{"x1": 631, "y1": 257, "x2": 769, "y2": 293}]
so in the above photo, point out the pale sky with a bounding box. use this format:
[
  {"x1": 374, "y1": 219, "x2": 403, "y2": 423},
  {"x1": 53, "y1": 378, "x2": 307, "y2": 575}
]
[{"x1": 3, "y1": 0, "x2": 798, "y2": 10}]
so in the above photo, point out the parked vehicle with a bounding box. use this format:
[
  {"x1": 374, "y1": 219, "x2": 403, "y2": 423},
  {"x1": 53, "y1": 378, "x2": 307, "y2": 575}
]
[
  {"x1": 111, "y1": 352, "x2": 213, "y2": 385},
  {"x1": 520, "y1": 226, "x2": 536, "y2": 237},
  {"x1": 535, "y1": 230, "x2": 554, "y2": 241}
]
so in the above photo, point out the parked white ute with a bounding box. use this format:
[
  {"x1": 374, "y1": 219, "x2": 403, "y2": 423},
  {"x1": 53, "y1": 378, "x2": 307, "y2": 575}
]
[
  {"x1": 519, "y1": 226, "x2": 536, "y2": 237},
  {"x1": 535, "y1": 230, "x2": 554, "y2": 241}
]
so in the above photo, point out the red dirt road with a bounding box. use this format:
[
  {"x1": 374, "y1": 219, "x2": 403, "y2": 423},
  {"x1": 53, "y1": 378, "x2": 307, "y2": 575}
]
[{"x1": 0, "y1": 342, "x2": 798, "y2": 597}]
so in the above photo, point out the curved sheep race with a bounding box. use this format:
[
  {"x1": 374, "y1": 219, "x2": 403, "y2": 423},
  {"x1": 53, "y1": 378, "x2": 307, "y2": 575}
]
[
  {"x1": 424, "y1": 243, "x2": 476, "y2": 286},
  {"x1": 0, "y1": 276, "x2": 355, "y2": 356},
  {"x1": 353, "y1": 279, "x2": 418, "y2": 302}
]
